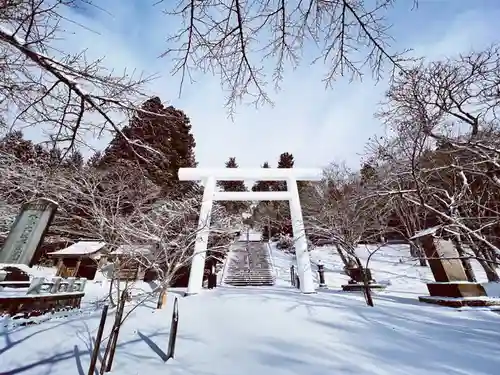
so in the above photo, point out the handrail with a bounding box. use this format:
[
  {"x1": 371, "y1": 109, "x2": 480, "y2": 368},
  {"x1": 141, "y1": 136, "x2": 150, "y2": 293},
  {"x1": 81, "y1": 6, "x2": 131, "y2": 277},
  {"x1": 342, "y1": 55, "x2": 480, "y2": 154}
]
[
  {"x1": 266, "y1": 241, "x2": 277, "y2": 278},
  {"x1": 218, "y1": 242, "x2": 235, "y2": 285}
]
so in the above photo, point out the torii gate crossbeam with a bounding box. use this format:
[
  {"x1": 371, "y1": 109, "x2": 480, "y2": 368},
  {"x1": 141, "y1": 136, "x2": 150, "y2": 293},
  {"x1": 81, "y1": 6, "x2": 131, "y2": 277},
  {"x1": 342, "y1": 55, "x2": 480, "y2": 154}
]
[{"x1": 178, "y1": 167, "x2": 322, "y2": 295}]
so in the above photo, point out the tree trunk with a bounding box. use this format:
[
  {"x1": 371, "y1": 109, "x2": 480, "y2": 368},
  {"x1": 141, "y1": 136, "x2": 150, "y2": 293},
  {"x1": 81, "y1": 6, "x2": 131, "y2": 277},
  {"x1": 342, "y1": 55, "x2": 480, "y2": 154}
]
[
  {"x1": 483, "y1": 247, "x2": 497, "y2": 268},
  {"x1": 335, "y1": 244, "x2": 351, "y2": 268},
  {"x1": 409, "y1": 242, "x2": 419, "y2": 257},
  {"x1": 417, "y1": 245, "x2": 427, "y2": 267},
  {"x1": 353, "y1": 256, "x2": 373, "y2": 307},
  {"x1": 478, "y1": 257, "x2": 500, "y2": 282},
  {"x1": 410, "y1": 242, "x2": 427, "y2": 266},
  {"x1": 470, "y1": 241, "x2": 500, "y2": 282}
]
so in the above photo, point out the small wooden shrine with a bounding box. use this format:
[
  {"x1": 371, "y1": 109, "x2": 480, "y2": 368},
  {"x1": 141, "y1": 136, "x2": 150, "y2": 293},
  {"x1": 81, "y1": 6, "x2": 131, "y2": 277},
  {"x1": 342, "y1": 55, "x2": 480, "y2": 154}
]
[
  {"x1": 48, "y1": 241, "x2": 107, "y2": 280},
  {"x1": 109, "y1": 244, "x2": 155, "y2": 281}
]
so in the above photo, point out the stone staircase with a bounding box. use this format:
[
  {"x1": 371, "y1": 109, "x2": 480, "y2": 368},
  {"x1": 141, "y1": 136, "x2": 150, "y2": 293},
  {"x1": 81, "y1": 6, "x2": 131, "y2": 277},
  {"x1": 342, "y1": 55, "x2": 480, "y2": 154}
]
[{"x1": 223, "y1": 241, "x2": 275, "y2": 287}]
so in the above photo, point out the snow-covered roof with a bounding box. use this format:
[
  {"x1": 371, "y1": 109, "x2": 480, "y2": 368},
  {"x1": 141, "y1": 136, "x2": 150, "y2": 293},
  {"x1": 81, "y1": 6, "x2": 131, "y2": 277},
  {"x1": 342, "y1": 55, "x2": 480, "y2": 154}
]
[
  {"x1": 47, "y1": 241, "x2": 107, "y2": 256},
  {"x1": 110, "y1": 244, "x2": 154, "y2": 256}
]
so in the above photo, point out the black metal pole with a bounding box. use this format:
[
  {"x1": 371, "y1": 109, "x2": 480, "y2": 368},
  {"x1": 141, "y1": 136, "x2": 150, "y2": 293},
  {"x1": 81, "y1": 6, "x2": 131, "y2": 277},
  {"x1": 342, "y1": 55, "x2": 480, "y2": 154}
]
[
  {"x1": 166, "y1": 297, "x2": 179, "y2": 361},
  {"x1": 290, "y1": 265, "x2": 295, "y2": 286},
  {"x1": 318, "y1": 264, "x2": 326, "y2": 288}
]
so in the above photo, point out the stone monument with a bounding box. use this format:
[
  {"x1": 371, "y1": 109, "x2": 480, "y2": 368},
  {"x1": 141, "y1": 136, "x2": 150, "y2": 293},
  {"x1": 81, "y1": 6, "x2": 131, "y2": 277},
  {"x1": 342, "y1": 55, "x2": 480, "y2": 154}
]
[
  {"x1": 0, "y1": 198, "x2": 58, "y2": 266},
  {"x1": 410, "y1": 226, "x2": 498, "y2": 307}
]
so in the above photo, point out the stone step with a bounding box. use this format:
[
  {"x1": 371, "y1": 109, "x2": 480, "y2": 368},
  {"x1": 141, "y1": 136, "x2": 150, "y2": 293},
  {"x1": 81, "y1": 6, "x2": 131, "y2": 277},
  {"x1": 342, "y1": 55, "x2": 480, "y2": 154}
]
[
  {"x1": 223, "y1": 245, "x2": 276, "y2": 286},
  {"x1": 226, "y1": 273, "x2": 273, "y2": 277},
  {"x1": 227, "y1": 270, "x2": 272, "y2": 273},
  {"x1": 225, "y1": 282, "x2": 275, "y2": 284},
  {"x1": 224, "y1": 275, "x2": 275, "y2": 280},
  {"x1": 225, "y1": 279, "x2": 275, "y2": 283},
  {"x1": 225, "y1": 275, "x2": 275, "y2": 279},
  {"x1": 224, "y1": 279, "x2": 275, "y2": 284},
  {"x1": 225, "y1": 282, "x2": 275, "y2": 286}
]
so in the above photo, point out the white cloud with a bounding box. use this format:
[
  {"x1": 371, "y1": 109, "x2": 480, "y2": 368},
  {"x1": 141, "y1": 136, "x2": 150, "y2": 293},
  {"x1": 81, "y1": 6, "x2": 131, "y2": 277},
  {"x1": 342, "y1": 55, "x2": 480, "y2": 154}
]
[{"x1": 24, "y1": 1, "x2": 500, "y2": 170}]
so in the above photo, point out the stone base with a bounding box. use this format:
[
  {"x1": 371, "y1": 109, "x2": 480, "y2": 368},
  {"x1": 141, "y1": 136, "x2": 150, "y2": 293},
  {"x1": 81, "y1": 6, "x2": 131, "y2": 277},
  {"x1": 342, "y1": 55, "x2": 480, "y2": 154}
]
[
  {"x1": 341, "y1": 283, "x2": 387, "y2": 292},
  {"x1": 0, "y1": 281, "x2": 31, "y2": 289},
  {"x1": 0, "y1": 292, "x2": 85, "y2": 320},
  {"x1": 426, "y1": 282, "x2": 486, "y2": 298},
  {"x1": 419, "y1": 295, "x2": 500, "y2": 308},
  {"x1": 345, "y1": 267, "x2": 373, "y2": 284}
]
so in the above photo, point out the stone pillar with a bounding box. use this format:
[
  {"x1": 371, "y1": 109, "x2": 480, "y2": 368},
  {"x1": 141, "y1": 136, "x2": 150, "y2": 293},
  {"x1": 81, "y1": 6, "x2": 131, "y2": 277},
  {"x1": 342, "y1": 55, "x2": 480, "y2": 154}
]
[
  {"x1": 186, "y1": 176, "x2": 216, "y2": 295},
  {"x1": 287, "y1": 177, "x2": 315, "y2": 294}
]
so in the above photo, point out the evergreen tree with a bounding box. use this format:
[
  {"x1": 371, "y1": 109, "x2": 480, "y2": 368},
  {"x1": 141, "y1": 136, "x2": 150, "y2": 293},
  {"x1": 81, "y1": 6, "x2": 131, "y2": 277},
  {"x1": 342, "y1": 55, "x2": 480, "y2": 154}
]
[
  {"x1": 0, "y1": 131, "x2": 40, "y2": 164},
  {"x1": 251, "y1": 161, "x2": 272, "y2": 192},
  {"x1": 98, "y1": 97, "x2": 197, "y2": 197},
  {"x1": 217, "y1": 157, "x2": 248, "y2": 215},
  {"x1": 272, "y1": 152, "x2": 295, "y2": 235},
  {"x1": 87, "y1": 151, "x2": 102, "y2": 168},
  {"x1": 273, "y1": 152, "x2": 295, "y2": 191},
  {"x1": 251, "y1": 161, "x2": 274, "y2": 237},
  {"x1": 217, "y1": 157, "x2": 246, "y2": 192},
  {"x1": 360, "y1": 163, "x2": 377, "y2": 185},
  {"x1": 0, "y1": 131, "x2": 82, "y2": 171},
  {"x1": 277, "y1": 152, "x2": 295, "y2": 169}
]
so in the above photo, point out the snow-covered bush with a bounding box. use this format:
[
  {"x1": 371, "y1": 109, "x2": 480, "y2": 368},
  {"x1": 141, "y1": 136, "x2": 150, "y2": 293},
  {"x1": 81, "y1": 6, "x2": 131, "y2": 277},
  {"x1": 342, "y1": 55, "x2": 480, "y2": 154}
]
[{"x1": 276, "y1": 234, "x2": 294, "y2": 252}]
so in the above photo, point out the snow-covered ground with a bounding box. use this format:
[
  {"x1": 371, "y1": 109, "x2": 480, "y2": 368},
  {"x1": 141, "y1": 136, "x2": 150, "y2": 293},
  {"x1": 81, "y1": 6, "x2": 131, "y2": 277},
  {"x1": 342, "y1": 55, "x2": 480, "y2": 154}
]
[{"x1": 2, "y1": 243, "x2": 500, "y2": 375}]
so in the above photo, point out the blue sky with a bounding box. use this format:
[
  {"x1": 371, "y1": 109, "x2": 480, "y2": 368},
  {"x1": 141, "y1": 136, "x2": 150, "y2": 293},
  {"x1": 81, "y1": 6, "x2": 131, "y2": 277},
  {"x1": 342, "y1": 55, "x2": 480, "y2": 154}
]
[{"x1": 50, "y1": 0, "x2": 500, "y2": 169}]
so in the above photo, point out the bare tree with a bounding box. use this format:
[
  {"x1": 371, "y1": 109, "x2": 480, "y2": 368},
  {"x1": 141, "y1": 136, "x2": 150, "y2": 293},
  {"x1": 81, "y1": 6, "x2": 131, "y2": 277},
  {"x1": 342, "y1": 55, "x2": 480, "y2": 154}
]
[
  {"x1": 0, "y1": 151, "x2": 235, "y2": 302},
  {"x1": 0, "y1": 0, "x2": 156, "y2": 155},
  {"x1": 367, "y1": 45, "x2": 500, "y2": 280},
  {"x1": 161, "y1": 0, "x2": 412, "y2": 112},
  {"x1": 300, "y1": 162, "x2": 390, "y2": 306},
  {"x1": 302, "y1": 162, "x2": 389, "y2": 270}
]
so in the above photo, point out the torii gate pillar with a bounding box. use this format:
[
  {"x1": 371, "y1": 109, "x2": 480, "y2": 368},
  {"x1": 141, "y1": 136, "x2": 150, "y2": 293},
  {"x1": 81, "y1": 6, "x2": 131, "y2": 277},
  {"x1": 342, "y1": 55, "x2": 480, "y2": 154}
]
[{"x1": 179, "y1": 167, "x2": 322, "y2": 295}]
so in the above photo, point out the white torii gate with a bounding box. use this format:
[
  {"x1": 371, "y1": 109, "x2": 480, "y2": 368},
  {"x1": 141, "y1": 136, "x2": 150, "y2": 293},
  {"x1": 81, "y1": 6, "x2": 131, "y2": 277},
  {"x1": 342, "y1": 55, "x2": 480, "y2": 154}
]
[{"x1": 178, "y1": 167, "x2": 322, "y2": 295}]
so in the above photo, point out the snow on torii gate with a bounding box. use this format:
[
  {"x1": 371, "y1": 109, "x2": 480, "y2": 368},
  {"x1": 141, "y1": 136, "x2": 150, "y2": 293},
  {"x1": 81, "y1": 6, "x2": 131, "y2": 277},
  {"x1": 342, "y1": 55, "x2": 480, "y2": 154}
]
[{"x1": 178, "y1": 167, "x2": 322, "y2": 295}]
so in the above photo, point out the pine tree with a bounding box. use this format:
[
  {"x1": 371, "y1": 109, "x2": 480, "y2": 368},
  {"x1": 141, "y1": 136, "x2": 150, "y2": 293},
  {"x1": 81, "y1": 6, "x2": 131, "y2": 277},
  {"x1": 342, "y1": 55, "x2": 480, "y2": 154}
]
[
  {"x1": 98, "y1": 97, "x2": 197, "y2": 197},
  {"x1": 360, "y1": 163, "x2": 377, "y2": 185},
  {"x1": 277, "y1": 152, "x2": 295, "y2": 169},
  {"x1": 272, "y1": 152, "x2": 295, "y2": 235},
  {"x1": 0, "y1": 131, "x2": 39, "y2": 164},
  {"x1": 274, "y1": 152, "x2": 295, "y2": 191},
  {"x1": 217, "y1": 157, "x2": 248, "y2": 215},
  {"x1": 87, "y1": 151, "x2": 102, "y2": 168},
  {"x1": 251, "y1": 161, "x2": 274, "y2": 238},
  {"x1": 0, "y1": 131, "x2": 81, "y2": 171},
  {"x1": 251, "y1": 161, "x2": 272, "y2": 192}
]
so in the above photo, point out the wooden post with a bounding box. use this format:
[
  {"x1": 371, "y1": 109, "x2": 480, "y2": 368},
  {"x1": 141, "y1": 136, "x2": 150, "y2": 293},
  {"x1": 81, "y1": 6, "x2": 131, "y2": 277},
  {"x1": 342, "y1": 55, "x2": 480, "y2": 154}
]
[
  {"x1": 104, "y1": 291, "x2": 127, "y2": 372},
  {"x1": 87, "y1": 304, "x2": 109, "y2": 375},
  {"x1": 74, "y1": 258, "x2": 82, "y2": 277},
  {"x1": 56, "y1": 258, "x2": 64, "y2": 276},
  {"x1": 157, "y1": 289, "x2": 167, "y2": 309},
  {"x1": 100, "y1": 294, "x2": 125, "y2": 374}
]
